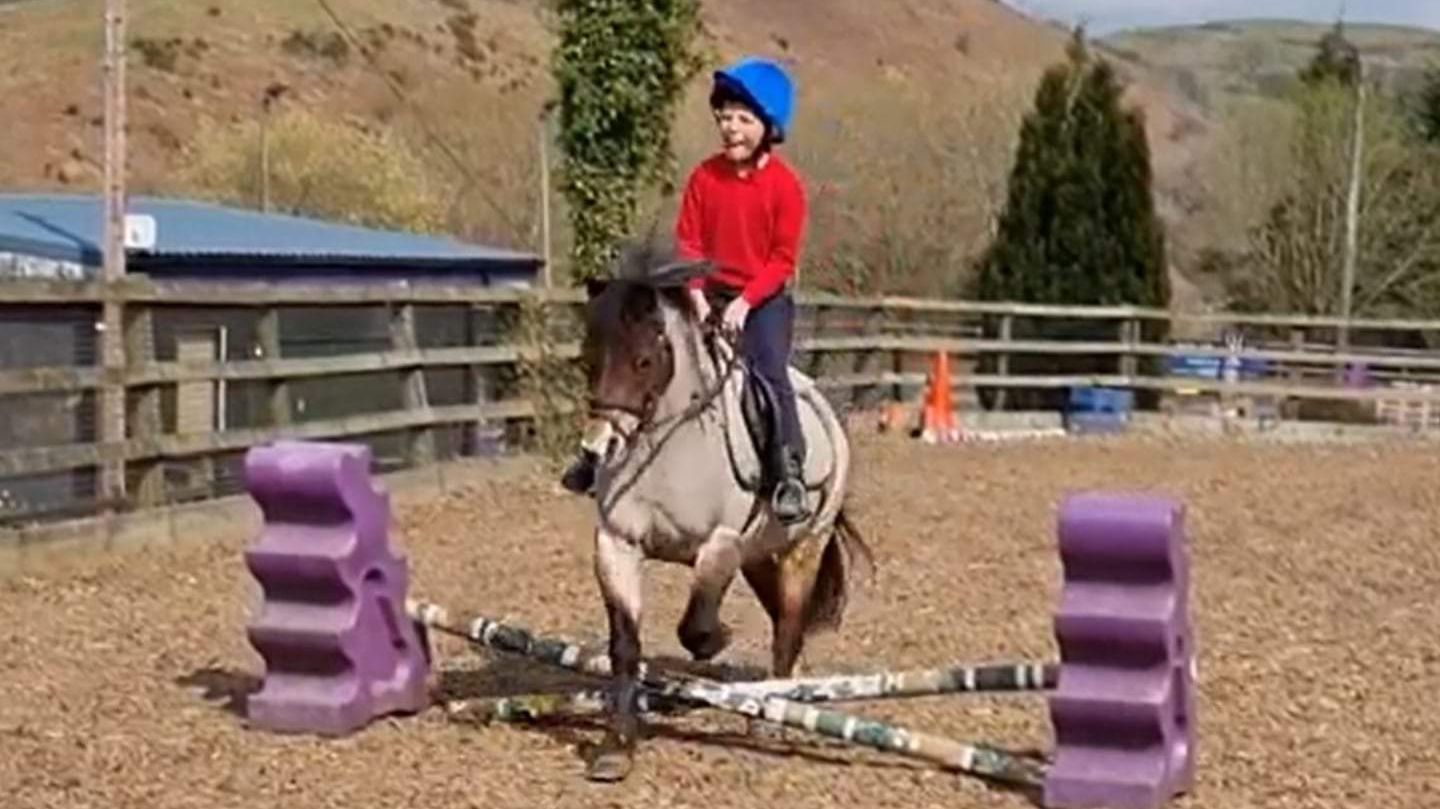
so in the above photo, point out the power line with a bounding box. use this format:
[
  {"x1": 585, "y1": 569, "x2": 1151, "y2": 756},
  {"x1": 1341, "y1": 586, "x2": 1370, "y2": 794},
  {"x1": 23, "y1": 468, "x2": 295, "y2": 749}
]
[{"x1": 310, "y1": 0, "x2": 528, "y2": 241}]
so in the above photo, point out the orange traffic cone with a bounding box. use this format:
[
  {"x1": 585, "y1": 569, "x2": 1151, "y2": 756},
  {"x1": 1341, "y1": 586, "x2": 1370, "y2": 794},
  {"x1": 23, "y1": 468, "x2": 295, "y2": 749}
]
[{"x1": 919, "y1": 351, "x2": 960, "y2": 444}]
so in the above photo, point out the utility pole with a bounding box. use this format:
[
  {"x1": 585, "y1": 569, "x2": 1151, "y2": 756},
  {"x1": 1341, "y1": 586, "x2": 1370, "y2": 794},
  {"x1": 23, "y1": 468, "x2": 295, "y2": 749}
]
[
  {"x1": 100, "y1": 0, "x2": 129, "y2": 511},
  {"x1": 1338, "y1": 59, "x2": 1365, "y2": 349},
  {"x1": 103, "y1": 0, "x2": 127, "y2": 285},
  {"x1": 537, "y1": 107, "x2": 553, "y2": 289},
  {"x1": 260, "y1": 100, "x2": 270, "y2": 213},
  {"x1": 259, "y1": 83, "x2": 289, "y2": 213}
]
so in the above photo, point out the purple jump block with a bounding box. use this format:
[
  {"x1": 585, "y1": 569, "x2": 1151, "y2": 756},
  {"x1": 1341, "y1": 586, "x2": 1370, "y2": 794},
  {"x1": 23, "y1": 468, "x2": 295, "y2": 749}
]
[
  {"x1": 1044, "y1": 493, "x2": 1195, "y2": 809},
  {"x1": 242, "y1": 440, "x2": 430, "y2": 736}
]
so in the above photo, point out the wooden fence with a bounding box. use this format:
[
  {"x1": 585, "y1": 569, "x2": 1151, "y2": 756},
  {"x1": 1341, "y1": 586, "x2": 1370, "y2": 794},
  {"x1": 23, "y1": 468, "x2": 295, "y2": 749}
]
[{"x1": 5, "y1": 277, "x2": 1440, "y2": 530}]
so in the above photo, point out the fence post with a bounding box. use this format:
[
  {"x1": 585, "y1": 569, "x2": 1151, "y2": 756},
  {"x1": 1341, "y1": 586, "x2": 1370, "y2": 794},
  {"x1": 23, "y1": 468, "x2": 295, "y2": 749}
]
[
  {"x1": 807, "y1": 303, "x2": 829, "y2": 379},
  {"x1": 98, "y1": 281, "x2": 128, "y2": 515},
  {"x1": 464, "y1": 303, "x2": 497, "y2": 456},
  {"x1": 258, "y1": 307, "x2": 291, "y2": 428},
  {"x1": 390, "y1": 302, "x2": 436, "y2": 467},
  {"x1": 124, "y1": 303, "x2": 165, "y2": 507},
  {"x1": 890, "y1": 304, "x2": 908, "y2": 406},
  {"x1": 1120, "y1": 318, "x2": 1139, "y2": 380},
  {"x1": 1120, "y1": 317, "x2": 1140, "y2": 410},
  {"x1": 1288, "y1": 327, "x2": 1305, "y2": 388},
  {"x1": 853, "y1": 303, "x2": 886, "y2": 412},
  {"x1": 994, "y1": 314, "x2": 1013, "y2": 411}
]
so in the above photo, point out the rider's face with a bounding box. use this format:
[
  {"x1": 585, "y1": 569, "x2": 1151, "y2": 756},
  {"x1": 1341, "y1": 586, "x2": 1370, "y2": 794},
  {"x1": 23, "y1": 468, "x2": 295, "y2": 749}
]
[{"x1": 714, "y1": 102, "x2": 767, "y2": 164}]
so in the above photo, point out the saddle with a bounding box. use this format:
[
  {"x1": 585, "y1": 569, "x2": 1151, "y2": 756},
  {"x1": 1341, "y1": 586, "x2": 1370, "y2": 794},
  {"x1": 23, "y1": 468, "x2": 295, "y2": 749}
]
[{"x1": 698, "y1": 323, "x2": 787, "y2": 495}]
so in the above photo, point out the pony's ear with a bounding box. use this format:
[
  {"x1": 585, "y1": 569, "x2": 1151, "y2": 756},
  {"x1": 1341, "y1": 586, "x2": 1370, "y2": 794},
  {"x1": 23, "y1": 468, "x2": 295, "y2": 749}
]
[
  {"x1": 649, "y1": 259, "x2": 713, "y2": 289},
  {"x1": 584, "y1": 277, "x2": 609, "y2": 301}
]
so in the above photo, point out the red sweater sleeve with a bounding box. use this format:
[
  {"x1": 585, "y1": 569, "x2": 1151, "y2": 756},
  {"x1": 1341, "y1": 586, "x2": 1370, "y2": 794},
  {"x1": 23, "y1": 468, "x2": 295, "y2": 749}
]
[
  {"x1": 741, "y1": 168, "x2": 807, "y2": 306},
  {"x1": 673, "y1": 168, "x2": 708, "y2": 290}
]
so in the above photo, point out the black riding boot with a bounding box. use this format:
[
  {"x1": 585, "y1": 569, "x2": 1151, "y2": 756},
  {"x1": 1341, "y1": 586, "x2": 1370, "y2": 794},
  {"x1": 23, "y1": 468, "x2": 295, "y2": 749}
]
[
  {"x1": 770, "y1": 443, "x2": 810, "y2": 525},
  {"x1": 560, "y1": 450, "x2": 598, "y2": 496}
]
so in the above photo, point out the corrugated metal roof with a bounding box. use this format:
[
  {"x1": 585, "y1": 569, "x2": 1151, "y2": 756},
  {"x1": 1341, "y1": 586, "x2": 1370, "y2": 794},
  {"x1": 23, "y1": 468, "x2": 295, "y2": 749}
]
[{"x1": 0, "y1": 193, "x2": 539, "y2": 268}]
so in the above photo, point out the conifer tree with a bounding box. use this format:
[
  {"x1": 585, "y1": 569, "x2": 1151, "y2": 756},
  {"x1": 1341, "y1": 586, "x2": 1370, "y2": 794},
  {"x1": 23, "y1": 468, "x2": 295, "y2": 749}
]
[
  {"x1": 975, "y1": 31, "x2": 1168, "y2": 308},
  {"x1": 1299, "y1": 20, "x2": 1361, "y2": 88},
  {"x1": 972, "y1": 31, "x2": 1169, "y2": 410}
]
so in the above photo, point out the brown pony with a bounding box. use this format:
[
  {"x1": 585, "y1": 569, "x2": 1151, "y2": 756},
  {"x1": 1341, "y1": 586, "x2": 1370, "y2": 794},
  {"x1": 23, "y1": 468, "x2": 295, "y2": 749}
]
[{"x1": 574, "y1": 246, "x2": 874, "y2": 781}]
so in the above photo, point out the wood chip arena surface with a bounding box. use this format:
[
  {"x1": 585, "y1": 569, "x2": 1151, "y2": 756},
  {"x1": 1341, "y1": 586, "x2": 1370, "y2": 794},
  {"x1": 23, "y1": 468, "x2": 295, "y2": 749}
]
[{"x1": 2, "y1": 434, "x2": 1438, "y2": 809}]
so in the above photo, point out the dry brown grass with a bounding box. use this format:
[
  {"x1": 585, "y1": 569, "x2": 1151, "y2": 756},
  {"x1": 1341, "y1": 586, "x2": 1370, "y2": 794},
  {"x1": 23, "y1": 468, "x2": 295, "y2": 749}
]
[
  {"x1": 0, "y1": 0, "x2": 1215, "y2": 296},
  {"x1": 18, "y1": 3, "x2": 1421, "y2": 301}
]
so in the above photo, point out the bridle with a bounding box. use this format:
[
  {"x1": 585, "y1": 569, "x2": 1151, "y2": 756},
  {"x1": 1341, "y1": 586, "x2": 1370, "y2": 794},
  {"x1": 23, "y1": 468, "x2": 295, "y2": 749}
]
[{"x1": 586, "y1": 314, "x2": 744, "y2": 445}]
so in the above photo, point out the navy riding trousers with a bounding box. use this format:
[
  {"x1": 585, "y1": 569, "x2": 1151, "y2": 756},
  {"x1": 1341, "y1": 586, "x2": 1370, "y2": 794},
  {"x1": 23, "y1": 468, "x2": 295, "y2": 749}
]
[{"x1": 711, "y1": 287, "x2": 804, "y2": 459}]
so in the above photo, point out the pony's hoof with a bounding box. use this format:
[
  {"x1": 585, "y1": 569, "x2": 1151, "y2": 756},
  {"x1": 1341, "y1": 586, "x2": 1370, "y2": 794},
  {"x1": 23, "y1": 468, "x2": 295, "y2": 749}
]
[
  {"x1": 681, "y1": 622, "x2": 733, "y2": 662},
  {"x1": 585, "y1": 747, "x2": 635, "y2": 783}
]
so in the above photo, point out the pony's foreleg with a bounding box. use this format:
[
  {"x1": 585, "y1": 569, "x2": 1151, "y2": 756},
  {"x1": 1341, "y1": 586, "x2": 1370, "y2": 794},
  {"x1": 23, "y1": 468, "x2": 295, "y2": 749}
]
[
  {"x1": 587, "y1": 527, "x2": 644, "y2": 783},
  {"x1": 676, "y1": 528, "x2": 743, "y2": 662}
]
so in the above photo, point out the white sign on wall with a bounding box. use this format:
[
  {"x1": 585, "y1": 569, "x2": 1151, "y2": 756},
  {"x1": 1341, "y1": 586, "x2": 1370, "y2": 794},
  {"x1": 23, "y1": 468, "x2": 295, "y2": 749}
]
[{"x1": 124, "y1": 214, "x2": 157, "y2": 250}]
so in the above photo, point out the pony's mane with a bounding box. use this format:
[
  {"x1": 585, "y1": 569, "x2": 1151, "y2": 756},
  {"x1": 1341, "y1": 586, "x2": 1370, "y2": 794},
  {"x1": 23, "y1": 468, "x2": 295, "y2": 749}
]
[
  {"x1": 584, "y1": 235, "x2": 710, "y2": 349},
  {"x1": 614, "y1": 236, "x2": 711, "y2": 289},
  {"x1": 614, "y1": 239, "x2": 672, "y2": 285}
]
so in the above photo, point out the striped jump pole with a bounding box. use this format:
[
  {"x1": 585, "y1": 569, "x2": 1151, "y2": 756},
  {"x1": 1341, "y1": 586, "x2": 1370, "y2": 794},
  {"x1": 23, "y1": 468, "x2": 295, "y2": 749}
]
[
  {"x1": 447, "y1": 689, "x2": 680, "y2": 724},
  {"x1": 411, "y1": 597, "x2": 1056, "y2": 710},
  {"x1": 447, "y1": 661, "x2": 1059, "y2": 725},
  {"x1": 408, "y1": 598, "x2": 1048, "y2": 790}
]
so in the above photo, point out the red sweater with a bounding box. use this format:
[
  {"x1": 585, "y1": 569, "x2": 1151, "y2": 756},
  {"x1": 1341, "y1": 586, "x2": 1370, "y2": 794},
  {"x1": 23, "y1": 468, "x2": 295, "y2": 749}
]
[{"x1": 674, "y1": 152, "x2": 808, "y2": 306}]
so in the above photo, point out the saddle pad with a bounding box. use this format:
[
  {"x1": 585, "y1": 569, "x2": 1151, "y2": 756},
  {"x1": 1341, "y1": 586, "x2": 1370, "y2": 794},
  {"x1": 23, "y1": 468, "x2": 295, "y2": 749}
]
[{"x1": 723, "y1": 367, "x2": 835, "y2": 493}]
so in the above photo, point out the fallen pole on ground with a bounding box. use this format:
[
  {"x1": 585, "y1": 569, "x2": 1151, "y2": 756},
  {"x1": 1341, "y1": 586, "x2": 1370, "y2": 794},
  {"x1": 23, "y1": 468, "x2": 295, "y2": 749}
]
[
  {"x1": 409, "y1": 597, "x2": 1056, "y2": 715},
  {"x1": 408, "y1": 598, "x2": 1049, "y2": 789},
  {"x1": 445, "y1": 660, "x2": 1059, "y2": 724}
]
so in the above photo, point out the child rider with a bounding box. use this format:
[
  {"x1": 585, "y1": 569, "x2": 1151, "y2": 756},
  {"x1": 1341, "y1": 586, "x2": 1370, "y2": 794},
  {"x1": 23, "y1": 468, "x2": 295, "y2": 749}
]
[{"x1": 562, "y1": 56, "x2": 812, "y2": 525}]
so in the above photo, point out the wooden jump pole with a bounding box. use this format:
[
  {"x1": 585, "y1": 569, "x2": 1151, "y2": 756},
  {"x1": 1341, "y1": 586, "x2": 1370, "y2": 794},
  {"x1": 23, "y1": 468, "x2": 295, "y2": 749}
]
[{"x1": 407, "y1": 599, "x2": 1049, "y2": 789}]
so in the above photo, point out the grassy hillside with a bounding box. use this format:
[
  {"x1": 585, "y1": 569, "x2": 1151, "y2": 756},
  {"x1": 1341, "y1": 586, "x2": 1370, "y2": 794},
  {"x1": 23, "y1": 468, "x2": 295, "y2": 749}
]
[
  {"x1": 34, "y1": 1, "x2": 1424, "y2": 308},
  {"x1": 0, "y1": 0, "x2": 1223, "y2": 299},
  {"x1": 1100, "y1": 19, "x2": 1440, "y2": 109},
  {"x1": 1095, "y1": 19, "x2": 1440, "y2": 291}
]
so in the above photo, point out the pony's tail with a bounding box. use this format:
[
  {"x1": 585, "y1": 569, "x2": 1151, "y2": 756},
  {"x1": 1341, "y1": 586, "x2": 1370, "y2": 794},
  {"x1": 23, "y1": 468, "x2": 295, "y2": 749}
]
[{"x1": 802, "y1": 507, "x2": 876, "y2": 635}]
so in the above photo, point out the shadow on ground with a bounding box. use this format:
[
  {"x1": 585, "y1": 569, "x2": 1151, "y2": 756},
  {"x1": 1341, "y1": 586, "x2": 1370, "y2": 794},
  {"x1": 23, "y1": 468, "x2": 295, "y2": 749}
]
[{"x1": 175, "y1": 667, "x2": 262, "y2": 718}]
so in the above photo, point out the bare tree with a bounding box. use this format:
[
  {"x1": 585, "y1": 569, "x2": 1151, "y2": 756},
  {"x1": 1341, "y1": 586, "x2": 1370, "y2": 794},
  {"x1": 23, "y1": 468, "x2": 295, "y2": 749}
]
[{"x1": 1217, "y1": 79, "x2": 1440, "y2": 318}]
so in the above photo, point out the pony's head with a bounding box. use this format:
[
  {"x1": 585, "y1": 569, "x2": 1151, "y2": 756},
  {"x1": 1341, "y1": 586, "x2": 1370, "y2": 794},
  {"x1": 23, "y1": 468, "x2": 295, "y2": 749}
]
[{"x1": 576, "y1": 242, "x2": 712, "y2": 462}]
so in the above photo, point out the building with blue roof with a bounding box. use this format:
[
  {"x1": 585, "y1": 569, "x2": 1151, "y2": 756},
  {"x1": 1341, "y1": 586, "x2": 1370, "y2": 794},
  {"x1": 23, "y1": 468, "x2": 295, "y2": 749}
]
[
  {"x1": 0, "y1": 194, "x2": 547, "y2": 519},
  {"x1": 0, "y1": 192, "x2": 542, "y2": 286}
]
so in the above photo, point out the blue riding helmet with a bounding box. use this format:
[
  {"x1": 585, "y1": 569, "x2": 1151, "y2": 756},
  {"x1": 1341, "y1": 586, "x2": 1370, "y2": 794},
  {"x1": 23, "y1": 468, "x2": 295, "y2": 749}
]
[{"x1": 711, "y1": 57, "x2": 794, "y2": 143}]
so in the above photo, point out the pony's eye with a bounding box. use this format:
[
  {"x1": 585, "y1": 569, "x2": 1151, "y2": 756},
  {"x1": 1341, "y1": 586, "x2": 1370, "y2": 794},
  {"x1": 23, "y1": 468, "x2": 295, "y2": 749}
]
[{"x1": 635, "y1": 355, "x2": 652, "y2": 372}]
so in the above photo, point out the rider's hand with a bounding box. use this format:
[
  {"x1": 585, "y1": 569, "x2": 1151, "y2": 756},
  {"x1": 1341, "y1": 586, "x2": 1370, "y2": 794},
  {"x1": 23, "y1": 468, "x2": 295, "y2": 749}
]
[
  {"x1": 689, "y1": 288, "x2": 711, "y2": 324},
  {"x1": 722, "y1": 297, "x2": 751, "y2": 335}
]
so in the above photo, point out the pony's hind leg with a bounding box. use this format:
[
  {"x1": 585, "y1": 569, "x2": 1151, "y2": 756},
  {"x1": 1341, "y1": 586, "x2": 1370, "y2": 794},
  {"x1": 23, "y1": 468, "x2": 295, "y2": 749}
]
[
  {"x1": 587, "y1": 527, "x2": 644, "y2": 783},
  {"x1": 738, "y1": 550, "x2": 817, "y2": 745},
  {"x1": 676, "y1": 528, "x2": 743, "y2": 662},
  {"x1": 740, "y1": 542, "x2": 819, "y2": 679}
]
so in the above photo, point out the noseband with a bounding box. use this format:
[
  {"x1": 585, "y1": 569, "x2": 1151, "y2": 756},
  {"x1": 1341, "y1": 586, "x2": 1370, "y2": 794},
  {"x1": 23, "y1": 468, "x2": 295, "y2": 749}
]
[{"x1": 586, "y1": 393, "x2": 658, "y2": 445}]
